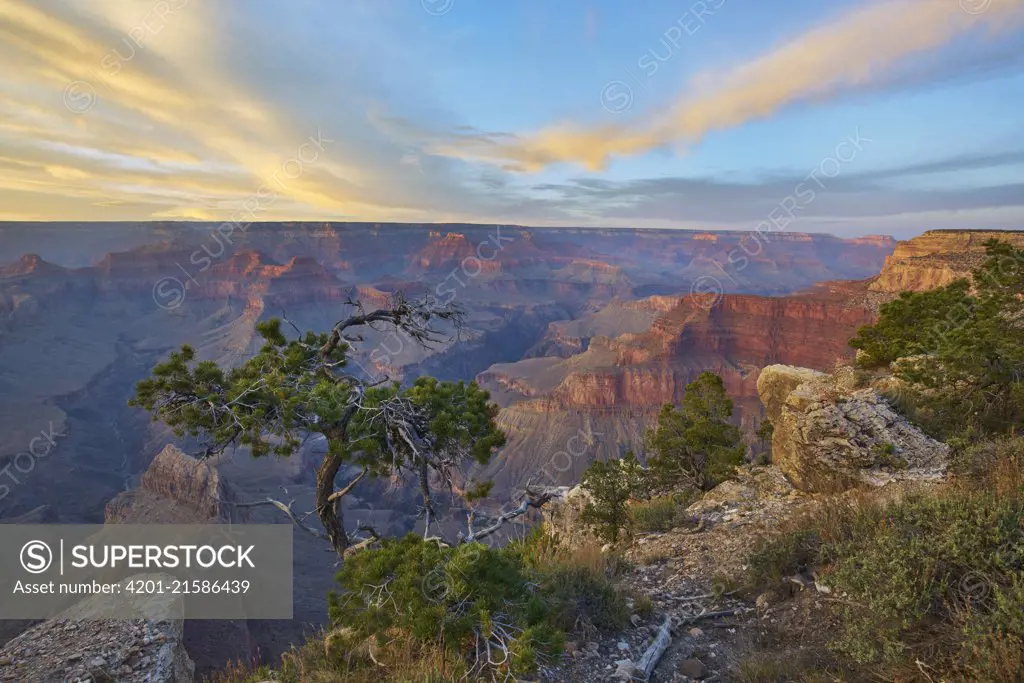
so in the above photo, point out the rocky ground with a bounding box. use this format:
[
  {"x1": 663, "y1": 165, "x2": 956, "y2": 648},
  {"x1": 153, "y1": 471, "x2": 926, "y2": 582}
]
[
  {"x1": 541, "y1": 467, "x2": 828, "y2": 682},
  {"x1": 0, "y1": 575, "x2": 193, "y2": 683},
  {"x1": 540, "y1": 362, "x2": 953, "y2": 682}
]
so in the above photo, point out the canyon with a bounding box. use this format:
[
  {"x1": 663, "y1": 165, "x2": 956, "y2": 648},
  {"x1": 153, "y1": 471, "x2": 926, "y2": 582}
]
[{"x1": 1, "y1": 221, "x2": 1015, "y2": 672}]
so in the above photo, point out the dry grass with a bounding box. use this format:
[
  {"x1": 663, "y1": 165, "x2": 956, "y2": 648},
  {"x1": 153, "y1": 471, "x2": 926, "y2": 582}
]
[{"x1": 204, "y1": 630, "x2": 466, "y2": 683}]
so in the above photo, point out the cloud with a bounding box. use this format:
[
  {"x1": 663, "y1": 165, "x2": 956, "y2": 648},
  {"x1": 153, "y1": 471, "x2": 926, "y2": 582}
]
[
  {"x1": 527, "y1": 149, "x2": 1024, "y2": 230},
  {"x1": 432, "y1": 0, "x2": 1024, "y2": 171},
  {"x1": 0, "y1": 0, "x2": 1021, "y2": 236}
]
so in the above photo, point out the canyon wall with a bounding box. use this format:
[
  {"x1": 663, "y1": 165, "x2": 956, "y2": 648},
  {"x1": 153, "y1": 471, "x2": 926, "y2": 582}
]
[
  {"x1": 476, "y1": 287, "x2": 878, "y2": 492},
  {"x1": 869, "y1": 229, "x2": 1024, "y2": 292}
]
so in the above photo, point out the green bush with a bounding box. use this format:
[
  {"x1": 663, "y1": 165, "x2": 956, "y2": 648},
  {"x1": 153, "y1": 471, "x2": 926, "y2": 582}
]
[
  {"x1": 329, "y1": 534, "x2": 562, "y2": 678},
  {"x1": 646, "y1": 371, "x2": 745, "y2": 491},
  {"x1": 850, "y1": 239, "x2": 1024, "y2": 438},
  {"x1": 744, "y1": 469, "x2": 1024, "y2": 679},
  {"x1": 505, "y1": 526, "x2": 630, "y2": 637},
  {"x1": 825, "y1": 486, "x2": 1024, "y2": 668},
  {"x1": 746, "y1": 528, "x2": 822, "y2": 587},
  {"x1": 579, "y1": 451, "x2": 647, "y2": 543}
]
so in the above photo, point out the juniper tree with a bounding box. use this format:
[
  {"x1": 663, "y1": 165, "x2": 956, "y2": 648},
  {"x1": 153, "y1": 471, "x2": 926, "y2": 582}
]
[
  {"x1": 129, "y1": 295, "x2": 532, "y2": 561},
  {"x1": 645, "y1": 371, "x2": 744, "y2": 492},
  {"x1": 579, "y1": 450, "x2": 646, "y2": 543}
]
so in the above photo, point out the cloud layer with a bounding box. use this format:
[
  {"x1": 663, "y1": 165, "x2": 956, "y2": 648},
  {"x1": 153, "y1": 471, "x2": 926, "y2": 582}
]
[{"x1": 0, "y1": 0, "x2": 1021, "y2": 237}]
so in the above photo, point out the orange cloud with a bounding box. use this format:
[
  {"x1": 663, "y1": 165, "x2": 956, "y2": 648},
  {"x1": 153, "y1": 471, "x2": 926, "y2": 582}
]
[{"x1": 434, "y1": 0, "x2": 1024, "y2": 171}]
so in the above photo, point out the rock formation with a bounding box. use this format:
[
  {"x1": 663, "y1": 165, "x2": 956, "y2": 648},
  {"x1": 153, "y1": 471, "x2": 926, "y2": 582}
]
[
  {"x1": 869, "y1": 229, "x2": 1024, "y2": 293},
  {"x1": 477, "y1": 290, "x2": 879, "y2": 492},
  {"x1": 757, "y1": 365, "x2": 950, "y2": 492},
  {"x1": 103, "y1": 446, "x2": 254, "y2": 676},
  {"x1": 0, "y1": 574, "x2": 194, "y2": 683},
  {"x1": 105, "y1": 445, "x2": 244, "y2": 524}
]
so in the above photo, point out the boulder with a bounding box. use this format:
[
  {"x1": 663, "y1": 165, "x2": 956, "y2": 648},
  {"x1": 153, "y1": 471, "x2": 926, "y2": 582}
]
[
  {"x1": 757, "y1": 365, "x2": 826, "y2": 425},
  {"x1": 758, "y1": 365, "x2": 949, "y2": 492}
]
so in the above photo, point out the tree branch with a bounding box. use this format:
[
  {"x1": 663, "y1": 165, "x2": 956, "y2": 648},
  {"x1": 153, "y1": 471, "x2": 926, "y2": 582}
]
[
  {"x1": 328, "y1": 467, "x2": 368, "y2": 503},
  {"x1": 464, "y1": 487, "x2": 553, "y2": 544}
]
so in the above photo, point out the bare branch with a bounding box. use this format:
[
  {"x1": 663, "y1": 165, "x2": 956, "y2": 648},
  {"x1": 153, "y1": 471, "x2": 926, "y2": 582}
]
[
  {"x1": 328, "y1": 467, "x2": 368, "y2": 503},
  {"x1": 228, "y1": 497, "x2": 328, "y2": 541},
  {"x1": 464, "y1": 487, "x2": 553, "y2": 544}
]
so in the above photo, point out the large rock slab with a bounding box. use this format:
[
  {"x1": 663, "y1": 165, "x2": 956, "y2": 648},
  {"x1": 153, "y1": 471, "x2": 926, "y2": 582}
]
[
  {"x1": 0, "y1": 574, "x2": 193, "y2": 683},
  {"x1": 758, "y1": 365, "x2": 949, "y2": 492}
]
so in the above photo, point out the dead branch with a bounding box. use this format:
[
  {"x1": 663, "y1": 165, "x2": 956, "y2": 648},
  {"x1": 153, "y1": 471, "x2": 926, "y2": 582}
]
[
  {"x1": 463, "y1": 487, "x2": 553, "y2": 544},
  {"x1": 344, "y1": 525, "x2": 382, "y2": 558},
  {"x1": 328, "y1": 467, "x2": 368, "y2": 503},
  {"x1": 229, "y1": 496, "x2": 327, "y2": 541},
  {"x1": 635, "y1": 615, "x2": 672, "y2": 681},
  {"x1": 677, "y1": 608, "x2": 740, "y2": 624}
]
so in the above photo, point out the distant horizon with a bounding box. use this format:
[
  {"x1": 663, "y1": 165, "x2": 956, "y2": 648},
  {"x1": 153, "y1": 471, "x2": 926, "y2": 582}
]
[{"x1": 3, "y1": 220, "x2": 1024, "y2": 243}]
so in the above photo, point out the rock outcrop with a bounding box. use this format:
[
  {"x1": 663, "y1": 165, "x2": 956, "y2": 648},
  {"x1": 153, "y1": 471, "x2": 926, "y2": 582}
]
[
  {"x1": 541, "y1": 485, "x2": 599, "y2": 548},
  {"x1": 105, "y1": 445, "x2": 244, "y2": 524},
  {"x1": 0, "y1": 574, "x2": 194, "y2": 683},
  {"x1": 869, "y1": 229, "x2": 1024, "y2": 293},
  {"x1": 758, "y1": 365, "x2": 949, "y2": 492},
  {"x1": 104, "y1": 446, "x2": 253, "y2": 676}
]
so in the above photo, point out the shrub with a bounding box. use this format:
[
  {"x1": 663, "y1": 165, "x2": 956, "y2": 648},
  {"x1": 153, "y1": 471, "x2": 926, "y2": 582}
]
[
  {"x1": 579, "y1": 451, "x2": 647, "y2": 543},
  {"x1": 746, "y1": 528, "x2": 822, "y2": 587},
  {"x1": 328, "y1": 534, "x2": 562, "y2": 678},
  {"x1": 505, "y1": 527, "x2": 630, "y2": 637},
  {"x1": 630, "y1": 492, "x2": 696, "y2": 533},
  {"x1": 825, "y1": 486, "x2": 1024, "y2": 669},
  {"x1": 850, "y1": 239, "x2": 1024, "y2": 438},
  {"x1": 744, "y1": 473, "x2": 1024, "y2": 680}
]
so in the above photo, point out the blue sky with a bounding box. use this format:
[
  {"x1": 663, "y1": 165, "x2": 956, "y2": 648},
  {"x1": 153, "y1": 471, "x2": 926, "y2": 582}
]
[{"x1": 0, "y1": 0, "x2": 1022, "y2": 238}]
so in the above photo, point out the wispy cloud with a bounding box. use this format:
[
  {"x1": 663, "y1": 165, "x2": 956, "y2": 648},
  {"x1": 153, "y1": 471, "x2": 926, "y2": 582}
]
[{"x1": 432, "y1": 0, "x2": 1024, "y2": 171}]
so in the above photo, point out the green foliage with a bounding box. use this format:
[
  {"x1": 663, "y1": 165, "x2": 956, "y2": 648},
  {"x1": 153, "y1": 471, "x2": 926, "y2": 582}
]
[
  {"x1": 746, "y1": 529, "x2": 822, "y2": 587},
  {"x1": 130, "y1": 319, "x2": 347, "y2": 458},
  {"x1": 347, "y1": 376, "x2": 506, "y2": 473},
  {"x1": 951, "y1": 433, "x2": 1024, "y2": 481},
  {"x1": 579, "y1": 451, "x2": 647, "y2": 543},
  {"x1": 576, "y1": 371, "x2": 741, "y2": 542},
  {"x1": 849, "y1": 279, "x2": 976, "y2": 367},
  {"x1": 645, "y1": 371, "x2": 745, "y2": 492},
  {"x1": 755, "y1": 418, "x2": 774, "y2": 448},
  {"x1": 505, "y1": 526, "x2": 630, "y2": 636},
  {"x1": 743, "y1": 449, "x2": 1024, "y2": 679},
  {"x1": 850, "y1": 239, "x2": 1024, "y2": 438},
  {"x1": 130, "y1": 317, "x2": 505, "y2": 484},
  {"x1": 330, "y1": 534, "x2": 561, "y2": 677},
  {"x1": 630, "y1": 492, "x2": 696, "y2": 533},
  {"x1": 825, "y1": 486, "x2": 1024, "y2": 668},
  {"x1": 463, "y1": 479, "x2": 495, "y2": 503}
]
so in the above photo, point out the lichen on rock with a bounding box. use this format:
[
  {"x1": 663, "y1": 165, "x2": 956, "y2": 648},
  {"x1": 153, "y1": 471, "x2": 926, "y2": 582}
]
[{"x1": 758, "y1": 364, "x2": 949, "y2": 492}]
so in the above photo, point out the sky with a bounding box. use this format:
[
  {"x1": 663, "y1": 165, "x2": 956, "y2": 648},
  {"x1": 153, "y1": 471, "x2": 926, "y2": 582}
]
[{"x1": 1, "y1": 0, "x2": 1023, "y2": 238}]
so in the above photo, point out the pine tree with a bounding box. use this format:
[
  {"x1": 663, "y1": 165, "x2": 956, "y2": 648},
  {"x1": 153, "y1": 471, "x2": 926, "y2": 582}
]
[
  {"x1": 129, "y1": 296, "x2": 509, "y2": 560},
  {"x1": 645, "y1": 371, "x2": 744, "y2": 492}
]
